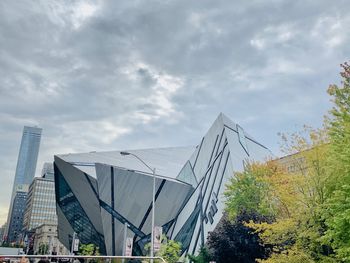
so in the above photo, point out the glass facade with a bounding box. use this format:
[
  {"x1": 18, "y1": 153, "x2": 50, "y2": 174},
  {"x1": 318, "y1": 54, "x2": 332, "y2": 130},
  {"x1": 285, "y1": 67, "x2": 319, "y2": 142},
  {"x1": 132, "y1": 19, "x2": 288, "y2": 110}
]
[
  {"x1": 55, "y1": 166, "x2": 106, "y2": 254},
  {"x1": 6, "y1": 126, "x2": 42, "y2": 239},
  {"x1": 174, "y1": 205, "x2": 200, "y2": 254},
  {"x1": 237, "y1": 124, "x2": 249, "y2": 155},
  {"x1": 8, "y1": 191, "x2": 27, "y2": 242},
  {"x1": 54, "y1": 113, "x2": 272, "y2": 257},
  {"x1": 23, "y1": 177, "x2": 57, "y2": 231},
  {"x1": 13, "y1": 126, "x2": 42, "y2": 188},
  {"x1": 177, "y1": 161, "x2": 198, "y2": 186}
]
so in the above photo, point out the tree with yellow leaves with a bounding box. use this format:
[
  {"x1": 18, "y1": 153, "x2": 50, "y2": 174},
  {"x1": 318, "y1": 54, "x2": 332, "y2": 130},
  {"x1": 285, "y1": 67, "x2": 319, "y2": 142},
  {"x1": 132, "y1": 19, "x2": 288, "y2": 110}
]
[{"x1": 230, "y1": 125, "x2": 334, "y2": 262}]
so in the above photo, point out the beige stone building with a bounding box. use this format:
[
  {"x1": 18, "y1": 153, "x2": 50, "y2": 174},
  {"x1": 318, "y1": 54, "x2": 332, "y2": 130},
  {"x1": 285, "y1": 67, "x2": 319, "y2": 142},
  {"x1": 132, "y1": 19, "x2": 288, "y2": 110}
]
[{"x1": 33, "y1": 223, "x2": 69, "y2": 255}]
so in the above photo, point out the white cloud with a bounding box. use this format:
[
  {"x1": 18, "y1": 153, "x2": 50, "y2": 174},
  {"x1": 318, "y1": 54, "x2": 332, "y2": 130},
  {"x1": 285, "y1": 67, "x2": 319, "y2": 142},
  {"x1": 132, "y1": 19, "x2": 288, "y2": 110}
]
[
  {"x1": 62, "y1": 120, "x2": 131, "y2": 145},
  {"x1": 71, "y1": 1, "x2": 100, "y2": 29},
  {"x1": 122, "y1": 61, "x2": 185, "y2": 123},
  {"x1": 311, "y1": 15, "x2": 348, "y2": 49},
  {"x1": 250, "y1": 38, "x2": 265, "y2": 50},
  {"x1": 250, "y1": 24, "x2": 296, "y2": 50}
]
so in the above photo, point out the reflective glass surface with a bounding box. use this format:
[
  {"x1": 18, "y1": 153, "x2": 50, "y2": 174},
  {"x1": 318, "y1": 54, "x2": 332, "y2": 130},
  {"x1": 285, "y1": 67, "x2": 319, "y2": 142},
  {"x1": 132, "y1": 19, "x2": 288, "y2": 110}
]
[
  {"x1": 237, "y1": 124, "x2": 249, "y2": 155},
  {"x1": 55, "y1": 167, "x2": 106, "y2": 254},
  {"x1": 174, "y1": 205, "x2": 200, "y2": 254}
]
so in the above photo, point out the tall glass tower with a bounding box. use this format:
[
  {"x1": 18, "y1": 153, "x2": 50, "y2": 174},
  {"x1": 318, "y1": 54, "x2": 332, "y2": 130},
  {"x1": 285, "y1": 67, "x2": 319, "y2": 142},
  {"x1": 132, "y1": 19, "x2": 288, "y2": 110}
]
[
  {"x1": 4, "y1": 126, "x2": 42, "y2": 242},
  {"x1": 13, "y1": 126, "x2": 42, "y2": 187}
]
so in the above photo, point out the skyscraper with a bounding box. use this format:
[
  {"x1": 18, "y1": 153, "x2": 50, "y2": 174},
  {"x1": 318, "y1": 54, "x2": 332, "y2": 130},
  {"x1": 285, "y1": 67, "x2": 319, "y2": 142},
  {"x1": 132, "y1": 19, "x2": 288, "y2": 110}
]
[
  {"x1": 13, "y1": 126, "x2": 42, "y2": 188},
  {"x1": 4, "y1": 126, "x2": 42, "y2": 242}
]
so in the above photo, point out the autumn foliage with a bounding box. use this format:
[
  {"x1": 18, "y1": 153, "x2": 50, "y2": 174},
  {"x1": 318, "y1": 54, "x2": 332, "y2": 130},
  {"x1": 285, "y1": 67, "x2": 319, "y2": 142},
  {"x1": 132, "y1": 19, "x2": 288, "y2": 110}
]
[{"x1": 207, "y1": 62, "x2": 350, "y2": 263}]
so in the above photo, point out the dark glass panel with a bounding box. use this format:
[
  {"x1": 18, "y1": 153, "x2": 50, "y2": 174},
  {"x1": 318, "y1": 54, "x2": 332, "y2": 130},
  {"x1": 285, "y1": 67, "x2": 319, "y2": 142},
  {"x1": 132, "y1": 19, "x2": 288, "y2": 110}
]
[
  {"x1": 174, "y1": 205, "x2": 200, "y2": 254},
  {"x1": 54, "y1": 164, "x2": 106, "y2": 254}
]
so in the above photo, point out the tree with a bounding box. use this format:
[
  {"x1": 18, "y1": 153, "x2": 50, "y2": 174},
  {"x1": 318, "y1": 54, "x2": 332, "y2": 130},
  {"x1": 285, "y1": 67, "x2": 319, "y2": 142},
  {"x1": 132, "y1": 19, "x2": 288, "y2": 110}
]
[
  {"x1": 224, "y1": 162, "x2": 276, "y2": 219},
  {"x1": 249, "y1": 126, "x2": 334, "y2": 262},
  {"x1": 78, "y1": 243, "x2": 100, "y2": 256},
  {"x1": 219, "y1": 62, "x2": 349, "y2": 262},
  {"x1": 78, "y1": 244, "x2": 100, "y2": 263},
  {"x1": 144, "y1": 236, "x2": 181, "y2": 263},
  {"x1": 38, "y1": 243, "x2": 49, "y2": 254},
  {"x1": 157, "y1": 238, "x2": 181, "y2": 263},
  {"x1": 321, "y1": 62, "x2": 350, "y2": 261},
  {"x1": 256, "y1": 247, "x2": 315, "y2": 263},
  {"x1": 207, "y1": 212, "x2": 272, "y2": 263},
  {"x1": 187, "y1": 246, "x2": 212, "y2": 263}
]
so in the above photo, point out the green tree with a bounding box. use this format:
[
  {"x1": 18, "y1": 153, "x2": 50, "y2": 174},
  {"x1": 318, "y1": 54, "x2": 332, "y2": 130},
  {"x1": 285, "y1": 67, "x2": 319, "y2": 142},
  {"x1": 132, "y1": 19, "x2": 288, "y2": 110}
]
[
  {"x1": 187, "y1": 246, "x2": 212, "y2": 263},
  {"x1": 38, "y1": 243, "x2": 49, "y2": 254},
  {"x1": 221, "y1": 63, "x2": 350, "y2": 262},
  {"x1": 322, "y1": 62, "x2": 350, "y2": 261},
  {"x1": 157, "y1": 238, "x2": 181, "y2": 263},
  {"x1": 144, "y1": 236, "x2": 181, "y2": 263},
  {"x1": 78, "y1": 243, "x2": 100, "y2": 256},
  {"x1": 230, "y1": 126, "x2": 335, "y2": 262},
  {"x1": 249, "y1": 127, "x2": 334, "y2": 262},
  {"x1": 257, "y1": 247, "x2": 315, "y2": 263},
  {"x1": 78, "y1": 243, "x2": 100, "y2": 263},
  {"x1": 224, "y1": 162, "x2": 277, "y2": 219}
]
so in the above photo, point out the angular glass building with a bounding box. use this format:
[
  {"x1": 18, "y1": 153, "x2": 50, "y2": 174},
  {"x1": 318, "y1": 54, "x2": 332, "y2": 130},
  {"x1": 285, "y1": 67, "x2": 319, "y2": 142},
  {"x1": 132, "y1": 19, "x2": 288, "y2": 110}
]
[{"x1": 54, "y1": 114, "x2": 272, "y2": 256}]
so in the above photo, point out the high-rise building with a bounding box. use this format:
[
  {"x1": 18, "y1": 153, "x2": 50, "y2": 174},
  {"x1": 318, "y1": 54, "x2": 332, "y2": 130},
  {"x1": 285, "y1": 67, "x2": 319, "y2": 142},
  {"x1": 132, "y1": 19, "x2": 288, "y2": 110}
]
[
  {"x1": 5, "y1": 126, "x2": 42, "y2": 242},
  {"x1": 22, "y1": 163, "x2": 61, "y2": 255},
  {"x1": 12, "y1": 126, "x2": 42, "y2": 191},
  {"x1": 23, "y1": 172, "x2": 57, "y2": 232},
  {"x1": 41, "y1": 162, "x2": 54, "y2": 181},
  {"x1": 7, "y1": 188, "x2": 28, "y2": 243}
]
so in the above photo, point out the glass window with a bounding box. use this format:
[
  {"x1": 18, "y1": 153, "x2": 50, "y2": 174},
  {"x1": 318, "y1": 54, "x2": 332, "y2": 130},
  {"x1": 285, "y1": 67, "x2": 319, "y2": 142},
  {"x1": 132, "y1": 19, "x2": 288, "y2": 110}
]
[
  {"x1": 237, "y1": 124, "x2": 249, "y2": 156},
  {"x1": 56, "y1": 166, "x2": 106, "y2": 254},
  {"x1": 177, "y1": 161, "x2": 198, "y2": 186},
  {"x1": 174, "y1": 205, "x2": 200, "y2": 254}
]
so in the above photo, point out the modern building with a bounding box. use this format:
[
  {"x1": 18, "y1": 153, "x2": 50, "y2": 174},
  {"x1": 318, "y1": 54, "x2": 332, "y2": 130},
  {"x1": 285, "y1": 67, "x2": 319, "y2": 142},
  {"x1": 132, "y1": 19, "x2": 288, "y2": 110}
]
[
  {"x1": 5, "y1": 126, "x2": 42, "y2": 240},
  {"x1": 7, "y1": 188, "x2": 28, "y2": 243},
  {"x1": 54, "y1": 113, "x2": 272, "y2": 257},
  {"x1": 41, "y1": 162, "x2": 55, "y2": 181},
  {"x1": 23, "y1": 170, "x2": 57, "y2": 232}
]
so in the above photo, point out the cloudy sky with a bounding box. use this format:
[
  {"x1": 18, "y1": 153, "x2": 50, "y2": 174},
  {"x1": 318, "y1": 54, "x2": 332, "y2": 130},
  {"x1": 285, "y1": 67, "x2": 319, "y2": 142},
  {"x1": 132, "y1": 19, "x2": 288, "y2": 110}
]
[{"x1": 0, "y1": 0, "x2": 349, "y2": 225}]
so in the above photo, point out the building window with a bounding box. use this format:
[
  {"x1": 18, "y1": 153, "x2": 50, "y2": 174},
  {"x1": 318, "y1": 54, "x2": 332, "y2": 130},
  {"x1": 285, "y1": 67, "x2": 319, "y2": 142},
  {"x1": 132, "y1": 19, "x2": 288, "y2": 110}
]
[{"x1": 237, "y1": 124, "x2": 249, "y2": 156}]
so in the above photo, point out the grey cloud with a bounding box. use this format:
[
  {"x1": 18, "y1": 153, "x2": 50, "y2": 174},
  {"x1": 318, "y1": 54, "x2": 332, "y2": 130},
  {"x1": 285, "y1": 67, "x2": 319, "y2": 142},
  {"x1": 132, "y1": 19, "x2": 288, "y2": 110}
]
[{"x1": 0, "y1": 0, "x2": 349, "y2": 223}]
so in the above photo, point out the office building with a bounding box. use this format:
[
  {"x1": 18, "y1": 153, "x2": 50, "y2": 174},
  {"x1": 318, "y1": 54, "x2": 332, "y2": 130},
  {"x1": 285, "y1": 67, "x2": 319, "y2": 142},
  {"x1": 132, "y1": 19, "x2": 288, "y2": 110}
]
[
  {"x1": 7, "y1": 188, "x2": 28, "y2": 243},
  {"x1": 11, "y1": 126, "x2": 42, "y2": 194},
  {"x1": 5, "y1": 126, "x2": 42, "y2": 240},
  {"x1": 23, "y1": 174, "x2": 57, "y2": 231},
  {"x1": 54, "y1": 113, "x2": 272, "y2": 256}
]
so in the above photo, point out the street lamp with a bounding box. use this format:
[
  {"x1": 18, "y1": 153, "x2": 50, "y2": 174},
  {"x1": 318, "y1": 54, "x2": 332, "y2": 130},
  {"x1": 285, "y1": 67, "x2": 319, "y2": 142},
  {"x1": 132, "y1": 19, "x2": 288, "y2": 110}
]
[{"x1": 120, "y1": 151, "x2": 156, "y2": 263}]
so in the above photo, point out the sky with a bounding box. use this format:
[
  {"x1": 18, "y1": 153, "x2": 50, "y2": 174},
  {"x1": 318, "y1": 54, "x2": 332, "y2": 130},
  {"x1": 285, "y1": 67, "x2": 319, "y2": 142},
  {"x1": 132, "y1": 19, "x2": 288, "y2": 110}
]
[{"x1": 0, "y1": 0, "x2": 349, "y2": 225}]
